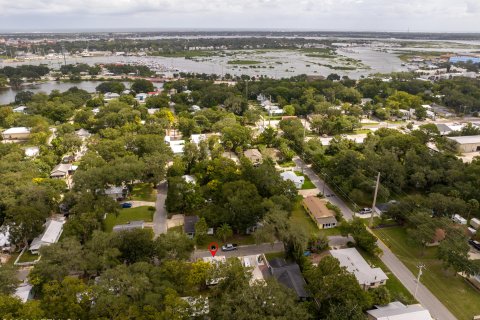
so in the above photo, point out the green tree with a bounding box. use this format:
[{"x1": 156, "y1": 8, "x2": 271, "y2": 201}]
[
  {"x1": 0, "y1": 265, "x2": 19, "y2": 295},
  {"x1": 194, "y1": 217, "x2": 208, "y2": 245},
  {"x1": 215, "y1": 223, "x2": 233, "y2": 242},
  {"x1": 131, "y1": 79, "x2": 155, "y2": 93}
]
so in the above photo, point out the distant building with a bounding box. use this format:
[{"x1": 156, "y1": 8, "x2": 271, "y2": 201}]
[
  {"x1": 50, "y1": 163, "x2": 73, "y2": 179},
  {"x1": 12, "y1": 106, "x2": 28, "y2": 113},
  {"x1": 452, "y1": 214, "x2": 467, "y2": 225},
  {"x1": 367, "y1": 301, "x2": 433, "y2": 320},
  {"x1": 1, "y1": 127, "x2": 30, "y2": 140},
  {"x1": 30, "y1": 219, "x2": 65, "y2": 254},
  {"x1": 302, "y1": 197, "x2": 337, "y2": 229},
  {"x1": 447, "y1": 135, "x2": 480, "y2": 153},
  {"x1": 190, "y1": 134, "x2": 207, "y2": 145},
  {"x1": 104, "y1": 186, "x2": 128, "y2": 200},
  {"x1": 0, "y1": 226, "x2": 11, "y2": 252},
  {"x1": 24, "y1": 146, "x2": 40, "y2": 158},
  {"x1": 330, "y1": 248, "x2": 388, "y2": 290},
  {"x1": 182, "y1": 175, "x2": 197, "y2": 184},
  {"x1": 184, "y1": 215, "x2": 200, "y2": 239},
  {"x1": 113, "y1": 220, "x2": 145, "y2": 232},
  {"x1": 103, "y1": 92, "x2": 120, "y2": 101},
  {"x1": 449, "y1": 56, "x2": 480, "y2": 64},
  {"x1": 135, "y1": 93, "x2": 148, "y2": 102},
  {"x1": 75, "y1": 128, "x2": 91, "y2": 141},
  {"x1": 244, "y1": 149, "x2": 263, "y2": 165},
  {"x1": 280, "y1": 171, "x2": 305, "y2": 189},
  {"x1": 470, "y1": 218, "x2": 480, "y2": 230},
  {"x1": 13, "y1": 284, "x2": 34, "y2": 303}
]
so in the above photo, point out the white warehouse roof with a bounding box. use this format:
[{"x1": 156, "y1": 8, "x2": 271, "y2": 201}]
[
  {"x1": 2, "y1": 127, "x2": 30, "y2": 134},
  {"x1": 447, "y1": 135, "x2": 480, "y2": 145}
]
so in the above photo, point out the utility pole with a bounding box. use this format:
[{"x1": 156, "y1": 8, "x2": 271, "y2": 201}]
[
  {"x1": 414, "y1": 264, "x2": 425, "y2": 299},
  {"x1": 369, "y1": 172, "x2": 381, "y2": 227}
]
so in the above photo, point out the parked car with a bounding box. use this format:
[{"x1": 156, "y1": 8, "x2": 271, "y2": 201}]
[
  {"x1": 121, "y1": 202, "x2": 133, "y2": 208},
  {"x1": 221, "y1": 243, "x2": 238, "y2": 251},
  {"x1": 469, "y1": 239, "x2": 480, "y2": 251},
  {"x1": 358, "y1": 208, "x2": 372, "y2": 214}
]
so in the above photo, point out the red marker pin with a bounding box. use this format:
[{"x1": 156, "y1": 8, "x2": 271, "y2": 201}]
[{"x1": 208, "y1": 242, "x2": 219, "y2": 257}]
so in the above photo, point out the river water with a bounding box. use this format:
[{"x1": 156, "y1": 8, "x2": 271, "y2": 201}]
[{"x1": 1, "y1": 40, "x2": 478, "y2": 104}]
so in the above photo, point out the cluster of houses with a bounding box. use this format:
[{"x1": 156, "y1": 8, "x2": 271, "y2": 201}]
[{"x1": 258, "y1": 95, "x2": 285, "y2": 116}]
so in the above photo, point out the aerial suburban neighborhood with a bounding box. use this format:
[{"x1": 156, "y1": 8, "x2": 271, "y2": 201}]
[{"x1": 2, "y1": 4, "x2": 480, "y2": 319}]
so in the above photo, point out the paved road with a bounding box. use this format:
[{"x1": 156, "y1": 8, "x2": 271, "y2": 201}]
[
  {"x1": 294, "y1": 156, "x2": 457, "y2": 320},
  {"x1": 192, "y1": 242, "x2": 284, "y2": 260},
  {"x1": 153, "y1": 181, "x2": 168, "y2": 237}
]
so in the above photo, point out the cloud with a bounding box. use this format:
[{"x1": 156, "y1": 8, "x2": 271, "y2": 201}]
[{"x1": 0, "y1": 0, "x2": 478, "y2": 31}]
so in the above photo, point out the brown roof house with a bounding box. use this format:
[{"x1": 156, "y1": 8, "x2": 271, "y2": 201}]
[
  {"x1": 244, "y1": 149, "x2": 263, "y2": 166},
  {"x1": 302, "y1": 196, "x2": 337, "y2": 229}
]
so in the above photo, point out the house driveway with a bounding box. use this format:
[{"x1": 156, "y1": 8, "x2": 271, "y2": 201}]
[
  {"x1": 124, "y1": 200, "x2": 156, "y2": 208},
  {"x1": 153, "y1": 181, "x2": 168, "y2": 238}
]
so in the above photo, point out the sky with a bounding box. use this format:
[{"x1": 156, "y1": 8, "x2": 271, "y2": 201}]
[{"x1": 0, "y1": 0, "x2": 479, "y2": 32}]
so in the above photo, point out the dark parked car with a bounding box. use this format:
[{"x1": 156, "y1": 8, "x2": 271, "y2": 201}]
[
  {"x1": 221, "y1": 243, "x2": 238, "y2": 251},
  {"x1": 121, "y1": 202, "x2": 133, "y2": 208},
  {"x1": 469, "y1": 239, "x2": 480, "y2": 251}
]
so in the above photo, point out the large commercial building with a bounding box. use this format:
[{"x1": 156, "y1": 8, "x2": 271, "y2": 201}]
[{"x1": 447, "y1": 135, "x2": 480, "y2": 153}]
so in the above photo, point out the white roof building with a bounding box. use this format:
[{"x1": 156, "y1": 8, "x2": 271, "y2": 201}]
[
  {"x1": 29, "y1": 219, "x2": 65, "y2": 253},
  {"x1": 182, "y1": 175, "x2": 197, "y2": 184},
  {"x1": 280, "y1": 171, "x2": 305, "y2": 189},
  {"x1": 191, "y1": 134, "x2": 207, "y2": 145},
  {"x1": 0, "y1": 226, "x2": 10, "y2": 248},
  {"x1": 14, "y1": 284, "x2": 34, "y2": 303},
  {"x1": 24, "y1": 146, "x2": 40, "y2": 157},
  {"x1": 2, "y1": 127, "x2": 30, "y2": 135},
  {"x1": 169, "y1": 140, "x2": 185, "y2": 154},
  {"x1": 367, "y1": 301, "x2": 433, "y2": 320},
  {"x1": 13, "y1": 106, "x2": 28, "y2": 113},
  {"x1": 330, "y1": 248, "x2": 388, "y2": 290}
]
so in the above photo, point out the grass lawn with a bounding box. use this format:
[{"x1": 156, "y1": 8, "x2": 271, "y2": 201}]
[
  {"x1": 104, "y1": 206, "x2": 154, "y2": 232},
  {"x1": 264, "y1": 251, "x2": 286, "y2": 261},
  {"x1": 373, "y1": 227, "x2": 480, "y2": 320},
  {"x1": 294, "y1": 171, "x2": 316, "y2": 190},
  {"x1": 197, "y1": 234, "x2": 256, "y2": 250},
  {"x1": 357, "y1": 248, "x2": 416, "y2": 305},
  {"x1": 353, "y1": 129, "x2": 372, "y2": 134},
  {"x1": 279, "y1": 161, "x2": 295, "y2": 168},
  {"x1": 17, "y1": 250, "x2": 39, "y2": 264},
  {"x1": 290, "y1": 201, "x2": 341, "y2": 238},
  {"x1": 130, "y1": 183, "x2": 157, "y2": 202},
  {"x1": 167, "y1": 225, "x2": 183, "y2": 234}
]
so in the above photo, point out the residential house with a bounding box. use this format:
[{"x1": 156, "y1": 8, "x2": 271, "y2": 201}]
[
  {"x1": 470, "y1": 218, "x2": 480, "y2": 230},
  {"x1": 330, "y1": 248, "x2": 388, "y2": 290},
  {"x1": 280, "y1": 171, "x2": 305, "y2": 189},
  {"x1": 104, "y1": 92, "x2": 120, "y2": 101},
  {"x1": 184, "y1": 215, "x2": 200, "y2": 239},
  {"x1": 24, "y1": 146, "x2": 40, "y2": 158},
  {"x1": 268, "y1": 258, "x2": 308, "y2": 300},
  {"x1": 302, "y1": 197, "x2": 337, "y2": 229},
  {"x1": 75, "y1": 128, "x2": 91, "y2": 141},
  {"x1": 182, "y1": 175, "x2": 197, "y2": 184},
  {"x1": 190, "y1": 105, "x2": 201, "y2": 112},
  {"x1": 170, "y1": 140, "x2": 185, "y2": 155},
  {"x1": 190, "y1": 133, "x2": 207, "y2": 145},
  {"x1": 13, "y1": 106, "x2": 28, "y2": 113},
  {"x1": 14, "y1": 284, "x2": 34, "y2": 303},
  {"x1": 113, "y1": 220, "x2": 145, "y2": 232},
  {"x1": 104, "y1": 186, "x2": 128, "y2": 200},
  {"x1": 367, "y1": 301, "x2": 433, "y2": 320},
  {"x1": 29, "y1": 219, "x2": 65, "y2": 254},
  {"x1": 135, "y1": 93, "x2": 148, "y2": 102},
  {"x1": 0, "y1": 226, "x2": 11, "y2": 252},
  {"x1": 50, "y1": 163, "x2": 73, "y2": 179},
  {"x1": 1, "y1": 127, "x2": 30, "y2": 140},
  {"x1": 244, "y1": 149, "x2": 263, "y2": 165}
]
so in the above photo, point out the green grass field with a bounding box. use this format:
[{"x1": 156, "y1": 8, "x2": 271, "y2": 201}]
[
  {"x1": 104, "y1": 206, "x2": 154, "y2": 232},
  {"x1": 130, "y1": 183, "x2": 157, "y2": 202},
  {"x1": 294, "y1": 171, "x2": 317, "y2": 190},
  {"x1": 17, "y1": 250, "x2": 39, "y2": 264},
  {"x1": 227, "y1": 60, "x2": 262, "y2": 65},
  {"x1": 373, "y1": 227, "x2": 480, "y2": 320},
  {"x1": 290, "y1": 201, "x2": 341, "y2": 237}
]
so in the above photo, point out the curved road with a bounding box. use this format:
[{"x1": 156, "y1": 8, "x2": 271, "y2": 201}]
[{"x1": 294, "y1": 157, "x2": 457, "y2": 320}]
